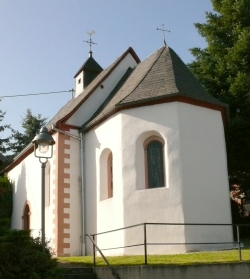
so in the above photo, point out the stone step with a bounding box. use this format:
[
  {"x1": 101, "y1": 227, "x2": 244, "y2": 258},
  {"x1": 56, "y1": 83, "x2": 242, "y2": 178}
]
[{"x1": 61, "y1": 267, "x2": 98, "y2": 279}]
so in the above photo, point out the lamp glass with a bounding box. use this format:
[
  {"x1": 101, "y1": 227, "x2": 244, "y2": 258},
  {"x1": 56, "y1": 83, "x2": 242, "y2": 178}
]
[
  {"x1": 38, "y1": 141, "x2": 49, "y2": 154},
  {"x1": 34, "y1": 142, "x2": 53, "y2": 159}
]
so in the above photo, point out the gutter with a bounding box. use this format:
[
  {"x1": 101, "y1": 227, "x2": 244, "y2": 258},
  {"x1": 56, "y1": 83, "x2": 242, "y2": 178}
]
[{"x1": 51, "y1": 124, "x2": 86, "y2": 256}]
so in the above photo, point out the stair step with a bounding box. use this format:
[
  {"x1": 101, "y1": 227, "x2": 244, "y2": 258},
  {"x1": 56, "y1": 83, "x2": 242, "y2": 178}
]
[
  {"x1": 62, "y1": 275, "x2": 97, "y2": 279},
  {"x1": 61, "y1": 267, "x2": 98, "y2": 279}
]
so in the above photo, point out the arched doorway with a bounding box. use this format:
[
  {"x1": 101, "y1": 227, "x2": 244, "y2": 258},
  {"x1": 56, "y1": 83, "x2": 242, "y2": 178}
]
[{"x1": 22, "y1": 203, "x2": 31, "y2": 230}]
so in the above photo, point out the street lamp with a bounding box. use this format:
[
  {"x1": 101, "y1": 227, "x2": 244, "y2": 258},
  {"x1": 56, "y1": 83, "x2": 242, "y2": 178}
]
[{"x1": 32, "y1": 127, "x2": 55, "y2": 253}]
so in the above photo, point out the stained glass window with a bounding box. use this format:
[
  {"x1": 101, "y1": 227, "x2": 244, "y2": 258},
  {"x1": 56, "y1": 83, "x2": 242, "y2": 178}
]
[{"x1": 146, "y1": 140, "x2": 164, "y2": 188}]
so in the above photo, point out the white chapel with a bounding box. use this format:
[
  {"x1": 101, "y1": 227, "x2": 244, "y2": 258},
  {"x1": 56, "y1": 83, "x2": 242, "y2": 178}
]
[{"x1": 6, "y1": 44, "x2": 233, "y2": 256}]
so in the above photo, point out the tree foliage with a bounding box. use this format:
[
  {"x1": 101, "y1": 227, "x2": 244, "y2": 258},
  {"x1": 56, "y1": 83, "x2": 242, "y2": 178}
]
[
  {"x1": 0, "y1": 106, "x2": 10, "y2": 155},
  {"x1": 8, "y1": 109, "x2": 47, "y2": 156},
  {"x1": 189, "y1": 0, "x2": 250, "y2": 118},
  {"x1": 188, "y1": 0, "x2": 250, "y2": 220},
  {"x1": 0, "y1": 175, "x2": 12, "y2": 238},
  {"x1": 0, "y1": 175, "x2": 12, "y2": 219}
]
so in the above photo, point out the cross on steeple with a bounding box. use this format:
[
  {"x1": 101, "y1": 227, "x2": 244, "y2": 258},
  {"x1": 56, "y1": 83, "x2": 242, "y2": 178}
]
[
  {"x1": 83, "y1": 31, "x2": 97, "y2": 56},
  {"x1": 157, "y1": 24, "x2": 170, "y2": 46}
]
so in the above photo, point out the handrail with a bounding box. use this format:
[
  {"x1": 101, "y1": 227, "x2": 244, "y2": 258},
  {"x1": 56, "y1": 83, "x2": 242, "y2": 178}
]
[
  {"x1": 86, "y1": 234, "x2": 121, "y2": 279},
  {"x1": 89, "y1": 222, "x2": 250, "y2": 263}
]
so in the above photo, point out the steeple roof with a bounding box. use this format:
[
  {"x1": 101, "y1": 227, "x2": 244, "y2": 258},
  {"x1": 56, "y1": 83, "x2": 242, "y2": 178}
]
[{"x1": 74, "y1": 52, "x2": 103, "y2": 78}]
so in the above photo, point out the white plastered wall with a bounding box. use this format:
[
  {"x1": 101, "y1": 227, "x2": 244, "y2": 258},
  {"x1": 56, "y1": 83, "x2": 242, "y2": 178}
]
[
  {"x1": 85, "y1": 114, "x2": 125, "y2": 256},
  {"x1": 75, "y1": 71, "x2": 84, "y2": 97},
  {"x1": 177, "y1": 103, "x2": 233, "y2": 251},
  {"x1": 84, "y1": 101, "x2": 232, "y2": 255},
  {"x1": 8, "y1": 131, "x2": 82, "y2": 256},
  {"x1": 120, "y1": 103, "x2": 186, "y2": 254},
  {"x1": 84, "y1": 102, "x2": 186, "y2": 255},
  {"x1": 8, "y1": 148, "x2": 56, "y2": 251}
]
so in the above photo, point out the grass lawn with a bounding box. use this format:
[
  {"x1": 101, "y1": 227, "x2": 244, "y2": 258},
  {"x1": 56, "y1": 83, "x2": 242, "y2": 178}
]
[{"x1": 57, "y1": 240, "x2": 250, "y2": 266}]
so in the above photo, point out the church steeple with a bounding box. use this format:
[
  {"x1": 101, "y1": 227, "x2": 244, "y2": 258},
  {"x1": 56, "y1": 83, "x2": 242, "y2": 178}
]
[
  {"x1": 74, "y1": 54, "x2": 103, "y2": 97},
  {"x1": 74, "y1": 32, "x2": 103, "y2": 97}
]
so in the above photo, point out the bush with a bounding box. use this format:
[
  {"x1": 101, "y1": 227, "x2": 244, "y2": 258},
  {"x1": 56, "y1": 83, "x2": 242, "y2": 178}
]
[
  {"x1": 0, "y1": 175, "x2": 12, "y2": 219},
  {"x1": 0, "y1": 218, "x2": 11, "y2": 236},
  {"x1": 0, "y1": 230, "x2": 62, "y2": 279}
]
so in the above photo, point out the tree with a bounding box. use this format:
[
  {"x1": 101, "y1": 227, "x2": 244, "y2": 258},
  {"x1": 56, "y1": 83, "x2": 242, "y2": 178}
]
[
  {"x1": 0, "y1": 175, "x2": 12, "y2": 236},
  {"x1": 0, "y1": 107, "x2": 10, "y2": 155},
  {"x1": 188, "y1": 0, "x2": 250, "y2": 220},
  {"x1": 0, "y1": 175, "x2": 12, "y2": 218},
  {"x1": 189, "y1": 0, "x2": 250, "y2": 118},
  {"x1": 8, "y1": 109, "x2": 47, "y2": 156}
]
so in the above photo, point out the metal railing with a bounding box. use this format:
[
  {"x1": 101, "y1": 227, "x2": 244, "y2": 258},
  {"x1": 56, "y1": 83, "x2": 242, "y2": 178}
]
[
  {"x1": 89, "y1": 223, "x2": 250, "y2": 265},
  {"x1": 86, "y1": 234, "x2": 121, "y2": 279}
]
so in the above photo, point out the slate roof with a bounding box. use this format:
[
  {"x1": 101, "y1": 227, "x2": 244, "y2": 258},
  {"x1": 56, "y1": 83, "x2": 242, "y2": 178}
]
[
  {"x1": 46, "y1": 47, "x2": 140, "y2": 129},
  {"x1": 83, "y1": 45, "x2": 228, "y2": 130}
]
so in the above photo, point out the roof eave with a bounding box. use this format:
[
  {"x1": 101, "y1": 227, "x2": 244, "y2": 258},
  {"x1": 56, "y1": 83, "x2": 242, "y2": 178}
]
[{"x1": 82, "y1": 94, "x2": 230, "y2": 132}]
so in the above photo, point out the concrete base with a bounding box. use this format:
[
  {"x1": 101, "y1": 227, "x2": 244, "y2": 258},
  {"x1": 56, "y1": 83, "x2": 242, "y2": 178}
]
[{"x1": 94, "y1": 263, "x2": 250, "y2": 279}]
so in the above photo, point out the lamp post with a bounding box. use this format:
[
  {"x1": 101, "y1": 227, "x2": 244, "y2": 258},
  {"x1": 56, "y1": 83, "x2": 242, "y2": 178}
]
[{"x1": 32, "y1": 127, "x2": 55, "y2": 253}]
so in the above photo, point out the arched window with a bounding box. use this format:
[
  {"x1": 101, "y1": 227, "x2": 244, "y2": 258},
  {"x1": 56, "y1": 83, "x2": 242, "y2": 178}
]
[
  {"x1": 22, "y1": 203, "x2": 31, "y2": 230},
  {"x1": 144, "y1": 136, "x2": 165, "y2": 188},
  {"x1": 100, "y1": 149, "x2": 113, "y2": 200}
]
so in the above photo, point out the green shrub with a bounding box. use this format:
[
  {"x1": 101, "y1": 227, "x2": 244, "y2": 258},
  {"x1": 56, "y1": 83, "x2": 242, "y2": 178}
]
[
  {"x1": 0, "y1": 218, "x2": 11, "y2": 236},
  {"x1": 0, "y1": 175, "x2": 12, "y2": 219},
  {"x1": 0, "y1": 230, "x2": 62, "y2": 279}
]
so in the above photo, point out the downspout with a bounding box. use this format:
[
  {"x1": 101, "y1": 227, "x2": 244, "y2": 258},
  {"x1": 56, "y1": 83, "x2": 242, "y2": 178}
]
[
  {"x1": 79, "y1": 131, "x2": 86, "y2": 255},
  {"x1": 50, "y1": 125, "x2": 85, "y2": 255}
]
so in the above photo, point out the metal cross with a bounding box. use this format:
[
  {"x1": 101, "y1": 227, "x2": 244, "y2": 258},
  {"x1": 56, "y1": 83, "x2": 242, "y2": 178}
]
[
  {"x1": 83, "y1": 31, "x2": 97, "y2": 52},
  {"x1": 157, "y1": 24, "x2": 170, "y2": 46}
]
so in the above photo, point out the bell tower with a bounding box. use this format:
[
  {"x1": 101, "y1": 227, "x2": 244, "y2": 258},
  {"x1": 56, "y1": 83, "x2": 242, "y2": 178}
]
[{"x1": 74, "y1": 32, "x2": 103, "y2": 97}]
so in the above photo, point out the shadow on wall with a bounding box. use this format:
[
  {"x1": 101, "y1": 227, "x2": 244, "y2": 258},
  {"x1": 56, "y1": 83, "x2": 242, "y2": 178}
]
[
  {"x1": 10, "y1": 162, "x2": 28, "y2": 231},
  {"x1": 85, "y1": 130, "x2": 100, "y2": 254}
]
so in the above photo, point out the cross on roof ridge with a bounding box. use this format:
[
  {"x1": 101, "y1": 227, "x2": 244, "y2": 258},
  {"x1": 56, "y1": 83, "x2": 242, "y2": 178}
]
[
  {"x1": 83, "y1": 31, "x2": 97, "y2": 56},
  {"x1": 157, "y1": 24, "x2": 170, "y2": 46}
]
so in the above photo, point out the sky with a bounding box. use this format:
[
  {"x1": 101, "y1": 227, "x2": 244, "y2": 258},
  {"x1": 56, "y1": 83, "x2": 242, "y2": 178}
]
[{"x1": 0, "y1": 0, "x2": 213, "y2": 139}]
